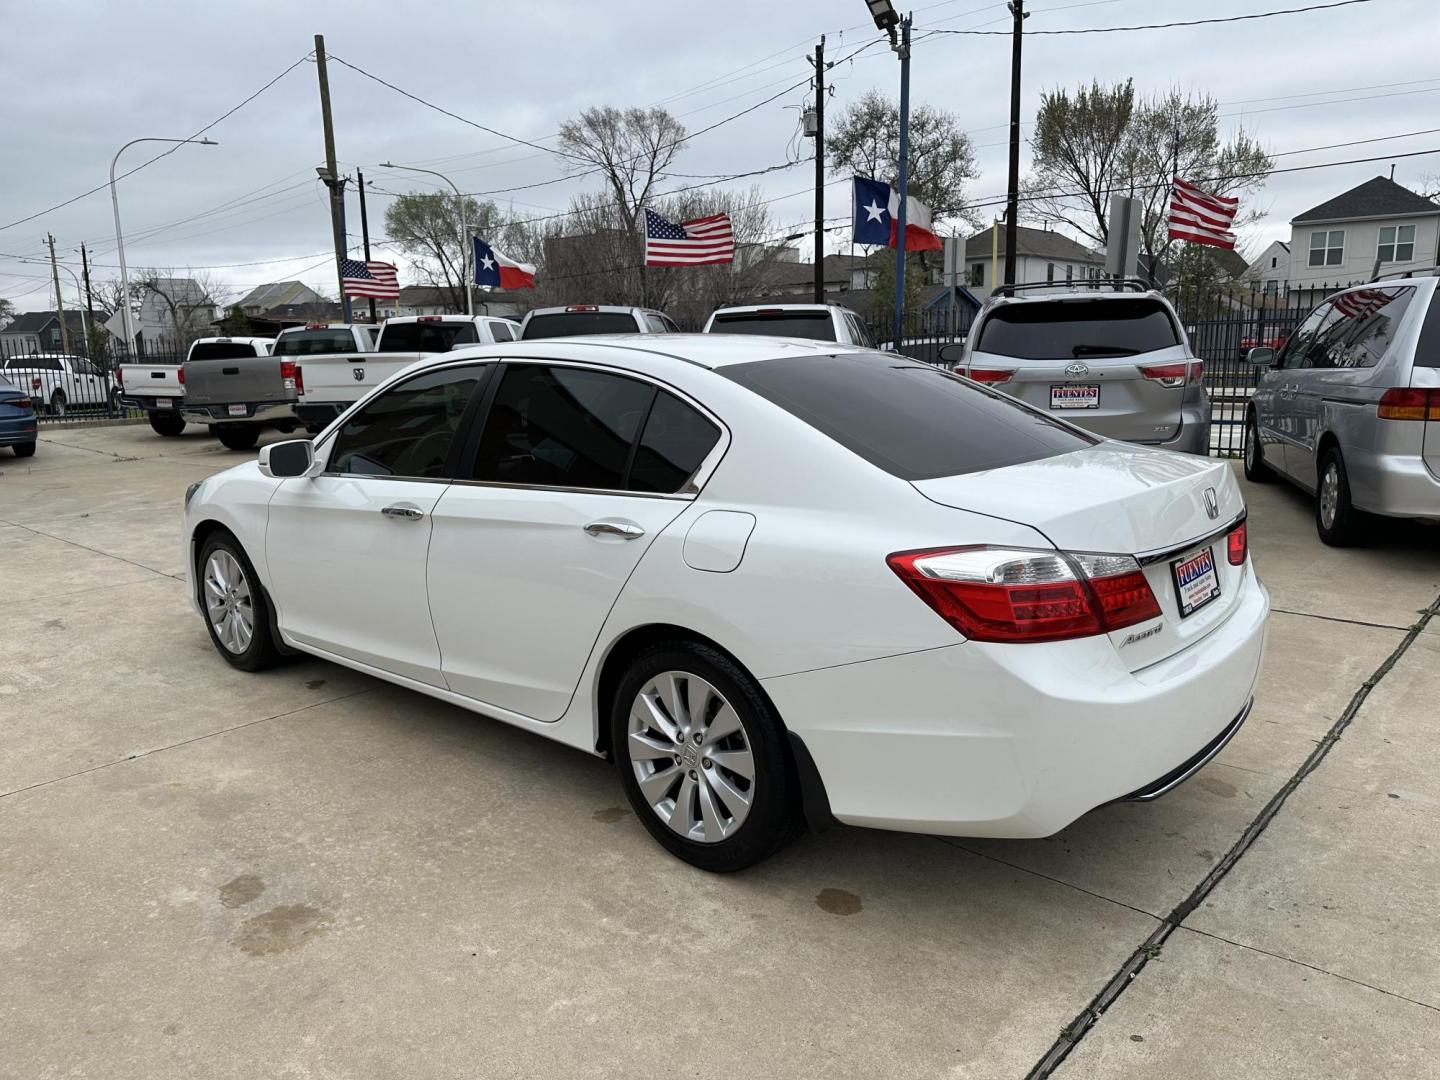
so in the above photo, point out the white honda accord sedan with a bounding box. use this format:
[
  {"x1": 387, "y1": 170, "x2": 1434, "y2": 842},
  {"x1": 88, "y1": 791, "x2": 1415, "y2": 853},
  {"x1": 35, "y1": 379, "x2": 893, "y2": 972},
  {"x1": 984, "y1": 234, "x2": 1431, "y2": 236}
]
[{"x1": 183, "y1": 335, "x2": 1269, "y2": 871}]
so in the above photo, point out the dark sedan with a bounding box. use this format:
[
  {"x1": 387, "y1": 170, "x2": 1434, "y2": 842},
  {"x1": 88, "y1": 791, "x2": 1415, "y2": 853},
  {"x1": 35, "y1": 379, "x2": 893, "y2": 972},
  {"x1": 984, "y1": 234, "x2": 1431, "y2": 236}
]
[{"x1": 0, "y1": 374, "x2": 38, "y2": 457}]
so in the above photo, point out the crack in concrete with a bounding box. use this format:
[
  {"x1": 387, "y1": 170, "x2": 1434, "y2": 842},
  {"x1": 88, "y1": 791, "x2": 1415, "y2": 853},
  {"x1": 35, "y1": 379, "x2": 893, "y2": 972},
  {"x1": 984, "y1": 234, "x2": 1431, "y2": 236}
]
[
  {"x1": 1270, "y1": 606, "x2": 1417, "y2": 632},
  {"x1": 1024, "y1": 591, "x2": 1440, "y2": 1079},
  {"x1": 0, "y1": 516, "x2": 178, "y2": 582}
]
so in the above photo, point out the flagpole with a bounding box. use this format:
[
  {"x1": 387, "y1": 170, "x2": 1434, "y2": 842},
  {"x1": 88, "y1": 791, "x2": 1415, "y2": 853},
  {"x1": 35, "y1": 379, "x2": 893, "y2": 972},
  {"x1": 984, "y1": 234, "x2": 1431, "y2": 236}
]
[{"x1": 892, "y1": 14, "x2": 911, "y2": 353}]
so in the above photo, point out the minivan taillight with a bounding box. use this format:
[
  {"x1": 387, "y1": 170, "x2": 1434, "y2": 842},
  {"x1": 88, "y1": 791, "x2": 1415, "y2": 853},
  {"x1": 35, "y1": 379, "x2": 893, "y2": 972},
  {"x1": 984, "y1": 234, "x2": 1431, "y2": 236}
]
[
  {"x1": 280, "y1": 359, "x2": 298, "y2": 392},
  {"x1": 887, "y1": 546, "x2": 1162, "y2": 644},
  {"x1": 955, "y1": 367, "x2": 1015, "y2": 385},
  {"x1": 1377, "y1": 387, "x2": 1440, "y2": 421}
]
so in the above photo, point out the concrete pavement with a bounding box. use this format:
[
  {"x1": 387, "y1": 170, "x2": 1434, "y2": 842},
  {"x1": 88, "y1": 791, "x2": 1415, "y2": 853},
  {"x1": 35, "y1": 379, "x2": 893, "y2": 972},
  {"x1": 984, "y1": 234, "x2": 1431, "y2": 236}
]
[{"x1": 1, "y1": 425, "x2": 1437, "y2": 1079}]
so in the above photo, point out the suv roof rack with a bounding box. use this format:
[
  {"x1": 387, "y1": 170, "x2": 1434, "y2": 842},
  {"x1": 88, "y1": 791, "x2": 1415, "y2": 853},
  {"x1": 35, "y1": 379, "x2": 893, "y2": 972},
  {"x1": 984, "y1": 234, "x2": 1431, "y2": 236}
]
[
  {"x1": 1368, "y1": 266, "x2": 1440, "y2": 283},
  {"x1": 989, "y1": 278, "x2": 1151, "y2": 298}
]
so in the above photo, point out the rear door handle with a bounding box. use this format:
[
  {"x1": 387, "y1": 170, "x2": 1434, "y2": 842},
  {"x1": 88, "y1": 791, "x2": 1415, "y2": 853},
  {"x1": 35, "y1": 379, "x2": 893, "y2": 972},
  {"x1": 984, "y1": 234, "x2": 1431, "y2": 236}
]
[
  {"x1": 381, "y1": 504, "x2": 424, "y2": 521},
  {"x1": 584, "y1": 519, "x2": 645, "y2": 540}
]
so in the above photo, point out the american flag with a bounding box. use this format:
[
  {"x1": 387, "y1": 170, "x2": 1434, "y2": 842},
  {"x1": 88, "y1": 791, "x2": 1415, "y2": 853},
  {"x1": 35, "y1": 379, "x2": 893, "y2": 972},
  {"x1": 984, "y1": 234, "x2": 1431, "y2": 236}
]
[
  {"x1": 340, "y1": 258, "x2": 400, "y2": 300},
  {"x1": 643, "y1": 209, "x2": 734, "y2": 266},
  {"x1": 1167, "y1": 177, "x2": 1239, "y2": 250},
  {"x1": 1333, "y1": 288, "x2": 1393, "y2": 319}
]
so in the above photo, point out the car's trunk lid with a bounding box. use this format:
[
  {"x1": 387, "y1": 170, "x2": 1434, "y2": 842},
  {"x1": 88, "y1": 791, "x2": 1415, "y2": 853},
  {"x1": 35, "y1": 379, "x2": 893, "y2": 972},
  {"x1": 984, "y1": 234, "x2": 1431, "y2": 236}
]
[{"x1": 912, "y1": 442, "x2": 1247, "y2": 670}]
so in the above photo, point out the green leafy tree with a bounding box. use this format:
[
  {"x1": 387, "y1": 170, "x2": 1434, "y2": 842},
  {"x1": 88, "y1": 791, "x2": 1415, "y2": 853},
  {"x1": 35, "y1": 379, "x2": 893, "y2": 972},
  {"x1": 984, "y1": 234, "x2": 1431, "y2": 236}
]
[{"x1": 384, "y1": 192, "x2": 508, "y2": 313}]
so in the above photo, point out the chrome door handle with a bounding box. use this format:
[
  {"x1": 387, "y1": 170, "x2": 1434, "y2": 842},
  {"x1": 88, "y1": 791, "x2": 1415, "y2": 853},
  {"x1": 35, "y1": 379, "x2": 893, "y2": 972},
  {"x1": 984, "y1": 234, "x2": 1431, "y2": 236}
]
[
  {"x1": 381, "y1": 505, "x2": 424, "y2": 521},
  {"x1": 584, "y1": 519, "x2": 645, "y2": 540}
]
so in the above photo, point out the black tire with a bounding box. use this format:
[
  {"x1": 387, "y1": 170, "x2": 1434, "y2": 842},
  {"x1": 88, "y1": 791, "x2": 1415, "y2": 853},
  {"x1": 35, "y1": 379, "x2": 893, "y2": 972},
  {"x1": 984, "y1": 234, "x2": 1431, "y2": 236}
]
[
  {"x1": 1316, "y1": 446, "x2": 1366, "y2": 547},
  {"x1": 1242, "y1": 410, "x2": 1274, "y2": 483},
  {"x1": 196, "y1": 532, "x2": 284, "y2": 671},
  {"x1": 49, "y1": 390, "x2": 66, "y2": 417},
  {"x1": 216, "y1": 424, "x2": 260, "y2": 451},
  {"x1": 276, "y1": 420, "x2": 298, "y2": 434},
  {"x1": 611, "y1": 642, "x2": 803, "y2": 872},
  {"x1": 12, "y1": 441, "x2": 36, "y2": 458},
  {"x1": 148, "y1": 410, "x2": 186, "y2": 436}
]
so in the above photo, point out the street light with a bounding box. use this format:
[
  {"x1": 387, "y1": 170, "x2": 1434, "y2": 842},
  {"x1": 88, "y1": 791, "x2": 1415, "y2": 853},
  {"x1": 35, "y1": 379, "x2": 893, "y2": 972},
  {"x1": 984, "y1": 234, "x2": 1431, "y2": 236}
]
[
  {"x1": 109, "y1": 137, "x2": 218, "y2": 357},
  {"x1": 379, "y1": 161, "x2": 473, "y2": 316},
  {"x1": 860, "y1": 2, "x2": 912, "y2": 351},
  {"x1": 866, "y1": 0, "x2": 901, "y2": 35}
]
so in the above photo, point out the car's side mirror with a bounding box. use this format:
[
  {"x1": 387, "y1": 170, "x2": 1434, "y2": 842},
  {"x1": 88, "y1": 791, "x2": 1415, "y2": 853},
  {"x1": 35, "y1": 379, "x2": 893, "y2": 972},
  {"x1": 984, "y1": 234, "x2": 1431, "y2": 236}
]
[
  {"x1": 258, "y1": 439, "x2": 321, "y2": 479},
  {"x1": 938, "y1": 342, "x2": 966, "y2": 365},
  {"x1": 1246, "y1": 347, "x2": 1276, "y2": 367}
]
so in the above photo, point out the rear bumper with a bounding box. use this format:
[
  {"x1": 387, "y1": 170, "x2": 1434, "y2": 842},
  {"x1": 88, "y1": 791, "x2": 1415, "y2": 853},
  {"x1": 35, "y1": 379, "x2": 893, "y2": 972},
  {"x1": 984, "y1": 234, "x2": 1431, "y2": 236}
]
[
  {"x1": 0, "y1": 416, "x2": 38, "y2": 444},
  {"x1": 1344, "y1": 447, "x2": 1440, "y2": 520},
  {"x1": 763, "y1": 566, "x2": 1269, "y2": 838},
  {"x1": 180, "y1": 401, "x2": 296, "y2": 425},
  {"x1": 119, "y1": 394, "x2": 182, "y2": 411},
  {"x1": 1146, "y1": 402, "x2": 1211, "y2": 456}
]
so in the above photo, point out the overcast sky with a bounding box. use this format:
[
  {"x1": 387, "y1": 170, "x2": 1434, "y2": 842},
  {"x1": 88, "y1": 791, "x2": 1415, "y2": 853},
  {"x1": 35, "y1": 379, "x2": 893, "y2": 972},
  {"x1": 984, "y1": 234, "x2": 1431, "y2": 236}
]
[{"x1": 3, "y1": 0, "x2": 1437, "y2": 310}]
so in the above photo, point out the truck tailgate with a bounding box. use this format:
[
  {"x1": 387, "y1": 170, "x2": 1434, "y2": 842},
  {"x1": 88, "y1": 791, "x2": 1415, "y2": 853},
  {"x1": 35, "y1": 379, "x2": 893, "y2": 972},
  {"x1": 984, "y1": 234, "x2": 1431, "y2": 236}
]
[
  {"x1": 120, "y1": 366, "x2": 183, "y2": 398},
  {"x1": 298, "y1": 352, "x2": 423, "y2": 405},
  {"x1": 184, "y1": 357, "x2": 291, "y2": 406}
]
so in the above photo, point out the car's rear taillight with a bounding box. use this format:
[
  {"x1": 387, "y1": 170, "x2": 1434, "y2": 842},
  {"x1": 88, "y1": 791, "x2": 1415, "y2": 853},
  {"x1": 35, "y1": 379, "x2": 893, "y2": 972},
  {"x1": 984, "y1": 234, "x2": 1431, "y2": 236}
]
[
  {"x1": 1227, "y1": 521, "x2": 1248, "y2": 566},
  {"x1": 31, "y1": 377, "x2": 41, "y2": 391},
  {"x1": 1377, "y1": 387, "x2": 1440, "y2": 421},
  {"x1": 1139, "y1": 362, "x2": 1189, "y2": 388},
  {"x1": 1187, "y1": 360, "x2": 1205, "y2": 385},
  {"x1": 886, "y1": 546, "x2": 1162, "y2": 644},
  {"x1": 178, "y1": 367, "x2": 185, "y2": 385},
  {"x1": 115, "y1": 367, "x2": 124, "y2": 386},
  {"x1": 10, "y1": 396, "x2": 32, "y2": 410},
  {"x1": 293, "y1": 364, "x2": 304, "y2": 394},
  {"x1": 955, "y1": 367, "x2": 1015, "y2": 385},
  {"x1": 280, "y1": 359, "x2": 298, "y2": 392}
]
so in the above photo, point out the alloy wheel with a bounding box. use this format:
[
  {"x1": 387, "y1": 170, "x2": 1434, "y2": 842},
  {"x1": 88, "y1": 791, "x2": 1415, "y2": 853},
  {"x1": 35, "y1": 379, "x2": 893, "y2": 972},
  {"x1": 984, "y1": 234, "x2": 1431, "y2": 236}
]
[
  {"x1": 1319, "y1": 463, "x2": 1340, "y2": 529},
  {"x1": 204, "y1": 549, "x2": 254, "y2": 654},
  {"x1": 627, "y1": 671, "x2": 755, "y2": 844}
]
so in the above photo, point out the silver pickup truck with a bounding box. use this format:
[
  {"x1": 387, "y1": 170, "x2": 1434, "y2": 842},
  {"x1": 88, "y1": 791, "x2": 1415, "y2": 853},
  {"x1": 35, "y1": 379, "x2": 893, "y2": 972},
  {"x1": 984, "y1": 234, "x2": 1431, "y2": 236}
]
[{"x1": 178, "y1": 336, "x2": 288, "y2": 450}]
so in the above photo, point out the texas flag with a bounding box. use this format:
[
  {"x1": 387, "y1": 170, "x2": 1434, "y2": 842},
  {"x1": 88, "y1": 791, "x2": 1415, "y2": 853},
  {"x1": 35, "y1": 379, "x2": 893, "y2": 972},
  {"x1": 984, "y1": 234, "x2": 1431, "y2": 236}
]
[
  {"x1": 473, "y1": 238, "x2": 536, "y2": 289},
  {"x1": 852, "y1": 176, "x2": 943, "y2": 252}
]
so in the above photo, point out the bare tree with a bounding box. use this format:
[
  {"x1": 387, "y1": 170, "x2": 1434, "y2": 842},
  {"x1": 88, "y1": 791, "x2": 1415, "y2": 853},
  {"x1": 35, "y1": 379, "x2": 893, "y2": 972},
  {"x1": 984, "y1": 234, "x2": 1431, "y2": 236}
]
[
  {"x1": 384, "y1": 191, "x2": 508, "y2": 312},
  {"x1": 134, "y1": 270, "x2": 229, "y2": 351},
  {"x1": 557, "y1": 107, "x2": 688, "y2": 236},
  {"x1": 1027, "y1": 80, "x2": 1136, "y2": 246}
]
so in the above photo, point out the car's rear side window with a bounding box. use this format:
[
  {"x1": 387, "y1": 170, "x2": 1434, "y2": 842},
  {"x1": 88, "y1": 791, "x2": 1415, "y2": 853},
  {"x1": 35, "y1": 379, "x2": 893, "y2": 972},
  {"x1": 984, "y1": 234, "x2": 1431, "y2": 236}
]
[
  {"x1": 1414, "y1": 288, "x2": 1440, "y2": 368},
  {"x1": 521, "y1": 313, "x2": 639, "y2": 339},
  {"x1": 722, "y1": 353, "x2": 1095, "y2": 481},
  {"x1": 188, "y1": 342, "x2": 262, "y2": 362},
  {"x1": 709, "y1": 311, "x2": 837, "y2": 341},
  {"x1": 273, "y1": 330, "x2": 362, "y2": 355},
  {"x1": 975, "y1": 298, "x2": 1180, "y2": 360},
  {"x1": 378, "y1": 322, "x2": 478, "y2": 352}
]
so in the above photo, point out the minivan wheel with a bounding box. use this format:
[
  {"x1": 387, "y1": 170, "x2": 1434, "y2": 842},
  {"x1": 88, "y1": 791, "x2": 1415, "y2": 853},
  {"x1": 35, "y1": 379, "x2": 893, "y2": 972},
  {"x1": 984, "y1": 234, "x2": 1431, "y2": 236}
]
[
  {"x1": 1243, "y1": 412, "x2": 1274, "y2": 483},
  {"x1": 148, "y1": 411, "x2": 186, "y2": 436},
  {"x1": 612, "y1": 643, "x2": 802, "y2": 872},
  {"x1": 1316, "y1": 447, "x2": 1364, "y2": 547},
  {"x1": 216, "y1": 424, "x2": 260, "y2": 451},
  {"x1": 197, "y1": 533, "x2": 283, "y2": 671}
]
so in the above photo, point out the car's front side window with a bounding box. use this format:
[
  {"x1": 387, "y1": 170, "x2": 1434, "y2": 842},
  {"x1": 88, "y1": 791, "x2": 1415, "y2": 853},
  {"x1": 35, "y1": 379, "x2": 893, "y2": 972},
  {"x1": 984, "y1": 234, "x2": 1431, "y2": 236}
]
[
  {"x1": 327, "y1": 365, "x2": 486, "y2": 479},
  {"x1": 1277, "y1": 303, "x2": 1336, "y2": 370}
]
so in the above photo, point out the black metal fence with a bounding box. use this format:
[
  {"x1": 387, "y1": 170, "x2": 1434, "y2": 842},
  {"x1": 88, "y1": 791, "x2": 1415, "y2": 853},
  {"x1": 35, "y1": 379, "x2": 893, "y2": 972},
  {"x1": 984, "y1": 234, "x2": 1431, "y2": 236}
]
[{"x1": 0, "y1": 337, "x2": 184, "y2": 424}]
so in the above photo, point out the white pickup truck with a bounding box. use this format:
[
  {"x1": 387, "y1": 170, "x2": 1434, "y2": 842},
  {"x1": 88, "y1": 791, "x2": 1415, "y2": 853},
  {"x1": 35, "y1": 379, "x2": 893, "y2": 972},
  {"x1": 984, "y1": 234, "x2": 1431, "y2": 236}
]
[
  {"x1": 294, "y1": 314, "x2": 518, "y2": 430},
  {"x1": 4, "y1": 354, "x2": 116, "y2": 417}
]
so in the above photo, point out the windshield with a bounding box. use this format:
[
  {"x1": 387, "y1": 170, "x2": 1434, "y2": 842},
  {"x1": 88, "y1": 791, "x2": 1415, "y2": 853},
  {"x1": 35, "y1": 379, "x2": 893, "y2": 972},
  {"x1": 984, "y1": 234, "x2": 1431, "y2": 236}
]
[
  {"x1": 709, "y1": 311, "x2": 837, "y2": 341},
  {"x1": 188, "y1": 342, "x2": 263, "y2": 362},
  {"x1": 274, "y1": 329, "x2": 366, "y2": 355},
  {"x1": 976, "y1": 298, "x2": 1180, "y2": 360},
  {"x1": 722, "y1": 352, "x2": 1095, "y2": 481},
  {"x1": 520, "y1": 312, "x2": 638, "y2": 339},
  {"x1": 377, "y1": 322, "x2": 478, "y2": 353}
]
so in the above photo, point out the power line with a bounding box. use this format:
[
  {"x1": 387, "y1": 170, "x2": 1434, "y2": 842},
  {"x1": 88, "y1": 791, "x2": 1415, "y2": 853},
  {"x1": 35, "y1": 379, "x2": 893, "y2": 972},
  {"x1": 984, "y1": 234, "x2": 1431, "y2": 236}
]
[
  {"x1": 0, "y1": 52, "x2": 313, "y2": 234},
  {"x1": 928, "y1": 0, "x2": 1376, "y2": 34}
]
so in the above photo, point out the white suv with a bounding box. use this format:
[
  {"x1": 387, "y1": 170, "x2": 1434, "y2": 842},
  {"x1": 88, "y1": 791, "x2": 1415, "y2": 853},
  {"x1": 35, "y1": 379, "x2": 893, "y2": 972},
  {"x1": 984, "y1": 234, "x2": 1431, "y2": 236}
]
[{"x1": 704, "y1": 304, "x2": 873, "y2": 346}]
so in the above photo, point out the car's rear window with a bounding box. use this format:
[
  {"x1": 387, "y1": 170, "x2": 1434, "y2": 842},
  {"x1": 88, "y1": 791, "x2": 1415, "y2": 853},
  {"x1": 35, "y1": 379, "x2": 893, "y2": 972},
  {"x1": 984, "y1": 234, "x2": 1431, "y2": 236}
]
[
  {"x1": 976, "y1": 298, "x2": 1180, "y2": 360},
  {"x1": 709, "y1": 311, "x2": 837, "y2": 341},
  {"x1": 189, "y1": 342, "x2": 263, "y2": 362},
  {"x1": 274, "y1": 329, "x2": 365, "y2": 355},
  {"x1": 722, "y1": 353, "x2": 1095, "y2": 481},
  {"x1": 378, "y1": 322, "x2": 479, "y2": 352},
  {"x1": 520, "y1": 312, "x2": 639, "y2": 339}
]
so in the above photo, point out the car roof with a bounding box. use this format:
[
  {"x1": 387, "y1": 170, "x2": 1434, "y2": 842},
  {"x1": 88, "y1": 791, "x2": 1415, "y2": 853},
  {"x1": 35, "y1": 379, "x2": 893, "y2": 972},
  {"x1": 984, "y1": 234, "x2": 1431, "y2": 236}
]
[
  {"x1": 710, "y1": 304, "x2": 854, "y2": 314},
  {"x1": 420, "y1": 333, "x2": 873, "y2": 374},
  {"x1": 523, "y1": 306, "x2": 656, "y2": 316},
  {"x1": 193, "y1": 336, "x2": 273, "y2": 344}
]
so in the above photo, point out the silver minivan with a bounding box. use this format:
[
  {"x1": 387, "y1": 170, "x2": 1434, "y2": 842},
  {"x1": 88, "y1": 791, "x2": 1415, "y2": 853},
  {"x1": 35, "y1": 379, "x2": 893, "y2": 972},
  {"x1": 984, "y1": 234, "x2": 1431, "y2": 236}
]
[
  {"x1": 951, "y1": 283, "x2": 1211, "y2": 455},
  {"x1": 1243, "y1": 275, "x2": 1440, "y2": 545}
]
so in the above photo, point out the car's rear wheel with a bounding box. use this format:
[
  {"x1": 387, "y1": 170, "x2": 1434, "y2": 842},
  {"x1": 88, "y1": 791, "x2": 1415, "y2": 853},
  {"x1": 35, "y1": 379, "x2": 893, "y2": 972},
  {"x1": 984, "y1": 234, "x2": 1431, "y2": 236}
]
[
  {"x1": 612, "y1": 643, "x2": 802, "y2": 872},
  {"x1": 216, "y1": 424, "x2": 260, "y2": 451},
  {"x1": 148, "y1": 411, "x2": 186, "y2": 436},
  {"x1": 1316, "y1": 447, "x2": 1365, "y2": 547},
  {"x1": 49, "y1": 390, "x2": 66, "y2": 417},
  {"x1": 198, "y1": 534, "x2": 283, "y2": 671},
  {"x1": 12, "y1": 441, "x2": 36, "y2": 458},
  {"x1": 1243, "y1": 411, "x2": 1274, "y2": 483}
]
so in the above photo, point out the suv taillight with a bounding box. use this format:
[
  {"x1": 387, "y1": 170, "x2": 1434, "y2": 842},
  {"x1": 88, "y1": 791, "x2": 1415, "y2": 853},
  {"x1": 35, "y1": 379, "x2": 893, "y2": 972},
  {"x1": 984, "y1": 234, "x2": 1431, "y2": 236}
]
[
  {"x1": 31, "y1": 377, "x2": 41, "y2": 391},
  {"x1": 1377, "y1": 388, "x2": 1440, "y2": 421},
  {"x1": 887, "y1": 546, "x2": 1162, "y2": 644},
  {"x1": 955, "y1": 366, "x2": 1015, "y2": 385},
  {"x1": 1187, "y1": 360, "x2": 1205, "y2": 385},
  {"x1": 1139, "y1": 362, "x2": 1189, "y2": 388},
  {"x1": 280, "y1": 359, "x2": 298, "y2": 392}
]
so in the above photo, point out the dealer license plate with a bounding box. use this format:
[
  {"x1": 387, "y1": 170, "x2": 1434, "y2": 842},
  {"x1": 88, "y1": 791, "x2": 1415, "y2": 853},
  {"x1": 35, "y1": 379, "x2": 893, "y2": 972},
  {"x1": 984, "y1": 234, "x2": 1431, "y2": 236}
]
[
  {"x1": 154, "y1": 398, "x2": 172, "y2": 409},
  {"x1": 1171, "y1": 546, "x2": 1221, "y2": 618},
  {"x1": 1050, "y1": 384, "x2": 1100, "y2": 409},
  {"x1": 227, "y1": 404, "x2": 247, "y2": 417}
]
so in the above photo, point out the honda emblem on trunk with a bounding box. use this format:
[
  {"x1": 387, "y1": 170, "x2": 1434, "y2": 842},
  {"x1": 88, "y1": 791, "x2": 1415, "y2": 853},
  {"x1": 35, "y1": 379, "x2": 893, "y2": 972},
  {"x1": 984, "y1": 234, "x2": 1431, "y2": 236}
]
[
  {"x1": 352, "y1": 367, "x2": 365, "y2": 382},
  {"x1": 1204, "y1": 487, "x2": 1219, "y2": 520},
  {"x1": 1063, "y1": 362, "x2": 1090, "y2": 379}
]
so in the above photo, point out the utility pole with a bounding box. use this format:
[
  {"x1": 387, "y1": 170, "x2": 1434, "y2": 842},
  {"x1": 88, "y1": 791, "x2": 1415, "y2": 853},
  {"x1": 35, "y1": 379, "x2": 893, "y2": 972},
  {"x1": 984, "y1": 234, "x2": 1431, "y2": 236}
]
[
  {"x1": 1003, "y1": 0, "x2": 1028, "y2": 286},
  {"x1": 892, "y1": 14, "x2": 911, "y2": 352},
  {"x1": 809, "y1": 36, "x2": 826, "y2": 304},
  {"x1": 356, "y1": 170, "x2": 378, "y2": 322},
  {"x1": 313, "y1": 34, "x2": 352, "y2": 322},
  {"x1": 80, "y1": 243, "x2": 96, "y2": 322},
  {"x1": 46, "y1": 233, "x2": 72, "y2": 354}
]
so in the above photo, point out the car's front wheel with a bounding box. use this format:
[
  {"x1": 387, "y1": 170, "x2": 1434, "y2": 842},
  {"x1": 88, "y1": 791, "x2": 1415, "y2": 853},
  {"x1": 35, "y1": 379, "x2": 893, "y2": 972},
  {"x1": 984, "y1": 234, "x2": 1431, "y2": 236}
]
[
  {"x1": 1243, "y1": 411, "x2": 1274, "y2": 483},
  {"x1": 197, "y1": 533, "x2": 284, "y2": 671},
  {"x1": 1316, "y1": 446, "x2": 1365, "y2": 546},
  {"x1": 612, "y1": 643, "x2": 802, "y2": 872}
]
